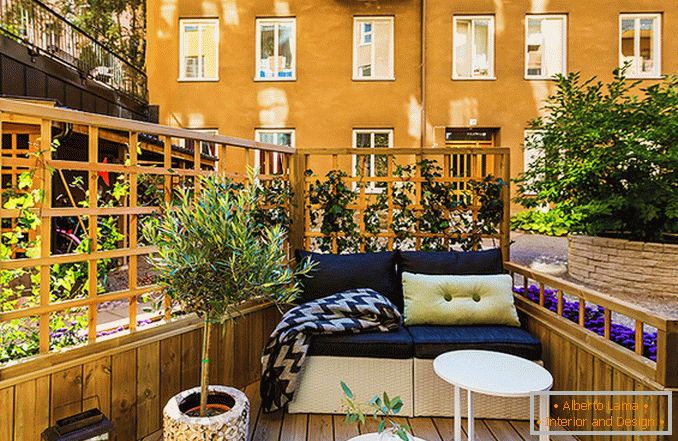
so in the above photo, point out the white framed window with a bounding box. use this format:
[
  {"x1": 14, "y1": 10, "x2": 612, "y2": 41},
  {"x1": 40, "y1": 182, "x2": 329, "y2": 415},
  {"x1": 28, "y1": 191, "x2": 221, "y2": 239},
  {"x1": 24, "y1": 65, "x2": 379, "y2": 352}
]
[
  {"x1": 179, "y1": 19, "x2": 219, "y2": 81},
  {"x1": 453, "y1": 16, "x2": 494, "y2": 80},
  {"x1": 255, "y1": 129, "x2": 294, "y2": 174},
  {"x1": 353, "y1": 17, "x2": 394, "y2": 80},
  {"x1": 352, "y1": 129, "x2": 393, "y2": 193},
  {"x1": 453, "y1": 16, "x2": 495, "y2": 80},
  {"x1": 525, "y1": 15, "x2": 567, "y2": 79},
  {"x1": 256, "y1": 18, "x2": 296, "y2": 81},
  {"x1": 619, "y1": 14, "x2": 661, "y2": 78}
]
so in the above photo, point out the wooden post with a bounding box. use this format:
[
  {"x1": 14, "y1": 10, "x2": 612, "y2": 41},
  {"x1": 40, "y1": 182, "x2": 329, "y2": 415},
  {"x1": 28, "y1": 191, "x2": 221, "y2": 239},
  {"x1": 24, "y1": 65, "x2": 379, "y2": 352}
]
[
  {"x1": 500, "y1": 150, "x2": 511, "y2": 261},
  {"x1": 288, "y1": 152, "x2": 306, "y2": 253},
  {"x1": 128, "y1": 132, "x2": 138, "y2": 332},
  {"x1": 87, "y1": 126, "x2": 99, "y2": 341},
  {"x1": 38, "y1": 119, "x2": 52, "y2": 353},
  {"x1": 655, "y1": 324, "x2": 678, "y2": 387},
  {"x1": 162, "y1": 136, "x2": 172, "y2": 320}
]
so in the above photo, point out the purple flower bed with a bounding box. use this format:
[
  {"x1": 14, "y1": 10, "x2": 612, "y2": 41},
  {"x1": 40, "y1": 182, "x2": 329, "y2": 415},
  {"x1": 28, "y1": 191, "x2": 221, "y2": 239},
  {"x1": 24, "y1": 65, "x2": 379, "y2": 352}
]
[{"x1": 513, "y1": 285, "x2": 657, "y2": 361}]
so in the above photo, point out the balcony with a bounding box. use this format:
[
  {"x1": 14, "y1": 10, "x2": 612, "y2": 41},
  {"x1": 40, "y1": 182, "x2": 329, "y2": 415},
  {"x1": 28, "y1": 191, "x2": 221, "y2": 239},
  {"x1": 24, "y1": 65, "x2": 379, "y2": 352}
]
[
  {"x1": 0, "y1": 0, "x2": 147, "y2": 104},
  {"x1": 0, "y1": 99, "x2": 675, "y2": 441}
]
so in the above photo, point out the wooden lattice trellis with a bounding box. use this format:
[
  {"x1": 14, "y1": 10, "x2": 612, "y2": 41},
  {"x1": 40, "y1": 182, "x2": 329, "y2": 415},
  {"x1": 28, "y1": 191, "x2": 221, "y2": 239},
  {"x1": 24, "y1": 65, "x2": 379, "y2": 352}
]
[
  {"x1": 0, "y1": 98, "x2": 293, "y2": 355},
  {"x1": 291, "y1": 147, "x2": 511, "y2": 259}
]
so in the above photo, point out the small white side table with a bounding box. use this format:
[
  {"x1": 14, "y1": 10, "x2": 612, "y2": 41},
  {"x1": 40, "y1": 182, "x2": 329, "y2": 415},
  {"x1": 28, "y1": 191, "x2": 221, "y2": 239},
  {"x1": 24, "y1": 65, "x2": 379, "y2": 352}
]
[{"x1": 433, "y1": 350, "x2": 553, "y2": 441}]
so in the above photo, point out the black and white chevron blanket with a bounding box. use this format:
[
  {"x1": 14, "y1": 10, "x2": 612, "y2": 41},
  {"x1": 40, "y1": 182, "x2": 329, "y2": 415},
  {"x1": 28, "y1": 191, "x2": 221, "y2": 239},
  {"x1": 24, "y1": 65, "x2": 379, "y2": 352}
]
[{"x1": 260, "y1": 288, "x2": 402, "y2": 413}]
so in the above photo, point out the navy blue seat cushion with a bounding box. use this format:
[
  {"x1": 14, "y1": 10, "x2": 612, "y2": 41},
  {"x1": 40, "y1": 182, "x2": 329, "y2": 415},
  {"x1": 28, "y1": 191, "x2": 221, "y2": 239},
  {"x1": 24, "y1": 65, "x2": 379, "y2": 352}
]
[
  {"x1": 308, "y1": 326, "x2": 414, "y2": 359},
  {"x1": 397, "y1": 249, "x2": 503, "y2": 278},
  {"x1": 407, "y1": 325, "x2": 542, "y2": 360},
  {"x1": 295, "y1": 250, "x2": 399, "y2": 306}
]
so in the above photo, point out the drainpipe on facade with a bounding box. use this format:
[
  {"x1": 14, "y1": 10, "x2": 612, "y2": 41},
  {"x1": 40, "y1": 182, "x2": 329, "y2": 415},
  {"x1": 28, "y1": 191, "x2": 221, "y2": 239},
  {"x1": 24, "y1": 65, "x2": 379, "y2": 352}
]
[{"x1": 420, "y1": 0, "x2": 427, "y2": 148}]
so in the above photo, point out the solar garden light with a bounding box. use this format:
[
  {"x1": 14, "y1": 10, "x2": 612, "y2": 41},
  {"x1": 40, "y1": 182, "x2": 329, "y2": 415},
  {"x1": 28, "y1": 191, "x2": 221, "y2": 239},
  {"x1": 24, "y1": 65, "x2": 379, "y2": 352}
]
[{"x1": 41, "y1": 408, "x2": 113, "y2": 441}]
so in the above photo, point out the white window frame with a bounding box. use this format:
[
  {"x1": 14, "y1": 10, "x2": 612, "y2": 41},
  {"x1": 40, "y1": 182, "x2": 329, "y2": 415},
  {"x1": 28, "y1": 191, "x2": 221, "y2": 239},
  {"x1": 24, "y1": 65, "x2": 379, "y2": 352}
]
[
  {"x1": 352, "y1": 16, "x2": 395, "y2": 81},
  {"x1": 254, "y1": 129, "x2": 295, "y2": 174},
  {"x1": 524, "y1": 14, "x2": 567, "y2": 80},
  {"x1": 352, "y1": 129, "x2": 393, "y2": 193},
  {"x1": 179, "y1": 18, "x2": 219, "y2": 82},
  {"x1": 177, "y1": 128, "x2": 219, "y2": 157},
  {"x1": 619, "y1": 14, "x2": 662, "y2": 79},
  {"x1": 452, "y1": 15, "x2": 495, "y2": 80},
  {"x1": 255, "y1": 18, "x2": 297, "y2": 81}
]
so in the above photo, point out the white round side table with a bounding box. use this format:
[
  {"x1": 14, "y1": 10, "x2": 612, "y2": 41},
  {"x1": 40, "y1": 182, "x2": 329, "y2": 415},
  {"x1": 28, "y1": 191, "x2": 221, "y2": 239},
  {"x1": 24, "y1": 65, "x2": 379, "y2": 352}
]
[{"x1": 433, "y1": 350, "x2": 553, "y2": 441}]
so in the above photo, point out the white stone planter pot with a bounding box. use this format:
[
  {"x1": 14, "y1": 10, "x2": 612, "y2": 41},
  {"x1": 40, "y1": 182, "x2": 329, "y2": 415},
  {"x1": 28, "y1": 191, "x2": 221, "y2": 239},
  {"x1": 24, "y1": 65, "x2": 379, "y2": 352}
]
[{"x1": 163, "y1": 385, "x2": 249, "y2": 440}]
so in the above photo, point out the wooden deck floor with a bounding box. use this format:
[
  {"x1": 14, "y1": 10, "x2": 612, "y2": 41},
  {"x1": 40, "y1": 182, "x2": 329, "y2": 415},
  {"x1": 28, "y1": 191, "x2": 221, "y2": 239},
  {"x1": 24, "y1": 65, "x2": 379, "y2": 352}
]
[{"x1": 244, "y1": 383, "x2": 579, "y2": 441}]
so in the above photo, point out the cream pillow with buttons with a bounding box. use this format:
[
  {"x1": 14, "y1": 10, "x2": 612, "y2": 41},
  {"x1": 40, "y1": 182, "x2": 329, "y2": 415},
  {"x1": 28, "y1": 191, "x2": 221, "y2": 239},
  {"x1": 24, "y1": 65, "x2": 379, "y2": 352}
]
[{"x1": 402, "y1": 273, "x2": 520, "y2": 326}]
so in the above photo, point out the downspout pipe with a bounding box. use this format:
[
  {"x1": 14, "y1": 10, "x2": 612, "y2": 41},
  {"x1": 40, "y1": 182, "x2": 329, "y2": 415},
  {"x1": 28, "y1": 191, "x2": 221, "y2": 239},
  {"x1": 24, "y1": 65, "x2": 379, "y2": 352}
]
[{"x1": 420, "y1": 0, "x2": 427, "y2": 148}]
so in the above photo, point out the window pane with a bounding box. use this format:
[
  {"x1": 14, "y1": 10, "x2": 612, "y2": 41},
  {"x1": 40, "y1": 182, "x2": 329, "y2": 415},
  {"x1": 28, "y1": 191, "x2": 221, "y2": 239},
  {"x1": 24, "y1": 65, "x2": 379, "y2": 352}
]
[
  {"x1": 473, "y1": 20, "x2": 490, "y2": 77},
  {"x1": 541, "y1": 18, "x2": 564, "y2": 76},
  {"x1": 259, "y1": 24, "x2": 275, "y2": 78},
  {"x1": 373, "y1": 20, "x2": 392, "y2": 78},
  {"x1": 620, "y1": 18, "x2": 635, "y2": 67},
  {"x1": 526, "y1": 19, "x2": 543, "y2": 76},
  {"x1": 277, "y1": 132, "x2": 292, "y2": 146},
  {"x1": 356, "y1": 133, "x2": 371, "y2": 148},
  {"x1": 374, "y1": 133, "x2": 390, "y2": 147},
  {"x1": 202, "y1": 23, "x2": 218, "y2": 79},
  {"x1": 639, "y1": 19, "x2": 655, "y2": 73},
  {"x1": 183, "y1": 25, "x2": 200, "y2": 78},
  {"x1": 278, "y1": 24, "x2": 293, "y2": 77},
  {"x1": 455, "y1": 20, "x2": 472, "y2": 77}
]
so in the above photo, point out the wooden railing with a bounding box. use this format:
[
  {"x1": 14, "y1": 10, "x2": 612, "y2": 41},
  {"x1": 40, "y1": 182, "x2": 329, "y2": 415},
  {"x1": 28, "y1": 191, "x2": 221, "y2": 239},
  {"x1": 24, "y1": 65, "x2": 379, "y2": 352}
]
[
  {"x1": 0, "y1": 98, "x2": 293, "y2": 359},
  {"x1": 290, "y1": 147, "x2": 511, "y2": 259}
]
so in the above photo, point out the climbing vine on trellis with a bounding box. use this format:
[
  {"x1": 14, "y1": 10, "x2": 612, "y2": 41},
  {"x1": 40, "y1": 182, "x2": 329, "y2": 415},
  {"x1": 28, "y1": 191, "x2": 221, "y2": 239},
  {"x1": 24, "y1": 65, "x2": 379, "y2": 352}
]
[{"x1": 305, "y1": 158, "x2": 506, "y2": 254}]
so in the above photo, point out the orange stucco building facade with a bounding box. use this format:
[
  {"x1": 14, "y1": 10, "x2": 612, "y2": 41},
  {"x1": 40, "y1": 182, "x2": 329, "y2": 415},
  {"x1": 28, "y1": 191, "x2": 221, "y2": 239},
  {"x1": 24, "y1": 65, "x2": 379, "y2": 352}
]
[{"x1": 146, "y1": 0, "x2": 676, "y2": 198}]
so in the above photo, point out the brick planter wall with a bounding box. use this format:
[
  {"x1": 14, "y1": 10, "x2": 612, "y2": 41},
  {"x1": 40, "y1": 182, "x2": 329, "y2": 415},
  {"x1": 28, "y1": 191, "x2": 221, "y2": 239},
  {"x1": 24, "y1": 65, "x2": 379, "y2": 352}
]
[{"x1": 568, "y1": 235, "x2": 678, "y2": 298}]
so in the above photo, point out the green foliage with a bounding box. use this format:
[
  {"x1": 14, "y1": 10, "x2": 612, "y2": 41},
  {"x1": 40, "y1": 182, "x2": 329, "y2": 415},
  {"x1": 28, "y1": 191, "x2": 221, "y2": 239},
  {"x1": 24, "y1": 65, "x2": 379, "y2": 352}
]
[
  {"x1": 511, "y1": 207, "x2": 581, "y2": 236},
  {"x1": 306, "y1": 169, "x2": 360, "y2": 252},
  {"x1": 515, "y1": 68, "x2": 678, "y2": 242},
  {"x1": 341, "y1": 382, "x2": 411, "y2": 441},
  {"x1": 143, "y1": 173, "x2": 313, "y2": 322},
  {"x1": 306, "y1": 159, "x2": 506, "y2": 253}
]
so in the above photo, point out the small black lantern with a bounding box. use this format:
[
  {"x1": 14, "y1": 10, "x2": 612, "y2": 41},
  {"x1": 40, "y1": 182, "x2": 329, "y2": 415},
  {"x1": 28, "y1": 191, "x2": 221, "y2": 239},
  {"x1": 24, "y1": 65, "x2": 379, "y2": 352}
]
[{"x1": 41, "y1": 408, "x2": 114, "y2": 441}]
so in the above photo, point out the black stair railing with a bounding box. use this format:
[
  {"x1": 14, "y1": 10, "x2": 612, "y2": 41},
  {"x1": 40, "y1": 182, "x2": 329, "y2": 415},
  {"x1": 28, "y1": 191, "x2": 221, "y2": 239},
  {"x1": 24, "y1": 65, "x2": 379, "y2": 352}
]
[{"x1": 0, "y1": 0, "x2": 148, "y2": 103}]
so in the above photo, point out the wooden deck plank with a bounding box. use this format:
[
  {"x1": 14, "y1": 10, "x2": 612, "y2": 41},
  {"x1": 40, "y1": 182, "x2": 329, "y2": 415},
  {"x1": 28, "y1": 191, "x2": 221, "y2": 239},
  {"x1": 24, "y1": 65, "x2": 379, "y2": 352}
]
[
  {"x1": 244, "y1": 382, "x2": 263, "y2": 441},
  {"x1": 252, "y1": 409, "x2": 283, "y2": 441},
  {"x1": 432, "y1": 416, "x2": 468, "y2": 441},
  {"x1": 307, "y1": 413, "x2": 333, "y2": 441},
  {"x1": 333, "y1": 414, "x2": 360, "y2": 441},
  {"x1": 485, "y1": 419, "x2": 522, "y2": 440},
  {"x1": 462, "y1": 418, "x2": 496, "y2": 441},
  {"x1": 510, "y1": 419, "x2": 580, "y2": 441},
  {"x1": 280, "y1": 412, "x2": 308, "y2": 441},
  {"x1": 409, "y1": 417, "x2": 443, "y2": 441}
]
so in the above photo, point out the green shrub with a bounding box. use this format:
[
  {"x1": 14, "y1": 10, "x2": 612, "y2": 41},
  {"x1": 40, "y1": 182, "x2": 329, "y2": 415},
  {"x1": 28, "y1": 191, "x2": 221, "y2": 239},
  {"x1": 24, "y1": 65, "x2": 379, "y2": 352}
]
[
  {"x1": 510, "y1": 207, "x2": 580, "y2": 236},
  {"x1": 514, "y1": 68, "x2": 678, "y2": 242}
]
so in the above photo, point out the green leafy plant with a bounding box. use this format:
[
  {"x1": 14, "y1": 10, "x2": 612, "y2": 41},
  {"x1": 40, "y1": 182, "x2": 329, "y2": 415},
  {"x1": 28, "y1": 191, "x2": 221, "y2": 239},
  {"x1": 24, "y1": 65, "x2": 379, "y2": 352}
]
[
  {"x1": 306, "y1": 169, "x2": 359, "y2": 253},
  {"x1": 511, "y1": 207, "x2": 581, "y2": 236},
  {"x1": 515, "y1": 68, "x2": 678, "y2": 242},
  {"x1": 306, "y1": 159, "x2": 506, "y2": 253},
  {"x1": 143, "y1": 173, "x2": 314, "y2": 416},
  {"x1": 341, "y1": 382, "x2": 411, "y2": 441}
]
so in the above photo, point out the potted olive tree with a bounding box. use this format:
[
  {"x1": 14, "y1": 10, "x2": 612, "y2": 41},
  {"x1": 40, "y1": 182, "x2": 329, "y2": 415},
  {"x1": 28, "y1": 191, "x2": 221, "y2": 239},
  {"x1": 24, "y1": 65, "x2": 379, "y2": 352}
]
[{"x1": 145, "y1": 175, "x2": 313, "y2": 440}]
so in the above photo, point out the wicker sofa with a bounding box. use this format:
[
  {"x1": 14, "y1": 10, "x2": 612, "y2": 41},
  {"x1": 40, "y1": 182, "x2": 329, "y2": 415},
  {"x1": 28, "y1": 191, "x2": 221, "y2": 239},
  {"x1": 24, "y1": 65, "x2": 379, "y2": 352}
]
[{"x1": 286, "y1": 249, "x2": 543, "y2": 419}]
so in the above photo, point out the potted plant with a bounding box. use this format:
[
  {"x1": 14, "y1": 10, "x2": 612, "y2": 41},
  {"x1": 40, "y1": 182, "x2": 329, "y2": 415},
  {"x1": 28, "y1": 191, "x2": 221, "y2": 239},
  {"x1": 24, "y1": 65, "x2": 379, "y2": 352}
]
[
  {"x1": 341, "y1": 382, "x2": 421, "y2": 441},
  {"x1": 144, "y1": 175, "x2": 313, "y2": 440}
]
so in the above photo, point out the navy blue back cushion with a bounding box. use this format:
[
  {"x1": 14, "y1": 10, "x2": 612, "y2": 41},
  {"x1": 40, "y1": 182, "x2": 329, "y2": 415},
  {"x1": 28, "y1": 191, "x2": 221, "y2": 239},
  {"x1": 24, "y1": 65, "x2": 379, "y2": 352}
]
[
  {"x1": 397, "y1": 248, "x2": 503, "y2": 277},
  {"x1": 295, "y1": 251, "x2": 399, "y2": 305}
]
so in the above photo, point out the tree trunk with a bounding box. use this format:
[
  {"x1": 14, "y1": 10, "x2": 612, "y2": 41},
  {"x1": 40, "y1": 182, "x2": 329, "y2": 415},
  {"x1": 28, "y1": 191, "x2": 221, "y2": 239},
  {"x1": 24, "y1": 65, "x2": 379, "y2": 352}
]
[{"x1": 199, "y1": 318, "x2": 211, "y2": 416}]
